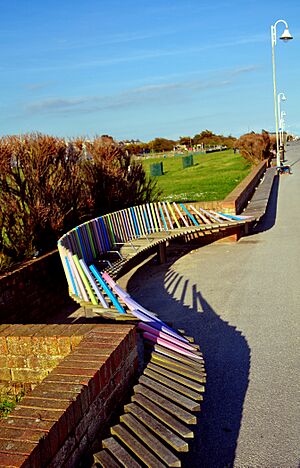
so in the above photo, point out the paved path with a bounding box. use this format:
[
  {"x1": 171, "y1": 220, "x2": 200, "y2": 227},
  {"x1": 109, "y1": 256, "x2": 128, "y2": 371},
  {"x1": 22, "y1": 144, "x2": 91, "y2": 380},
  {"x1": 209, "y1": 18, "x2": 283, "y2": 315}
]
[{"x1": 122, "y1": 143, "x2": 300, "y2": 468}]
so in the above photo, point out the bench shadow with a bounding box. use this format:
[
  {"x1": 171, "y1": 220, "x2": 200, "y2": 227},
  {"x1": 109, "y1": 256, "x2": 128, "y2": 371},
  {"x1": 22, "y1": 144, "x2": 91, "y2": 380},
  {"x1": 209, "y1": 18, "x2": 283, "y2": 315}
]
[
  {"x1": 250, "y1": 173, "x2": 279, "y2": 234},
  {"x1": 126, "y1": 248, "x2": 251, "y2": 468}
]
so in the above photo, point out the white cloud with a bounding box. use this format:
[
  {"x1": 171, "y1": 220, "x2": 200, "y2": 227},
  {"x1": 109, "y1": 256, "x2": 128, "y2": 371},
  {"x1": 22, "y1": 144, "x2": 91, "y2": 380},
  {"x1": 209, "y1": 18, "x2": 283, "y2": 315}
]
[{"x1": 25, "y1": 63, "x2": 259, "y2": 116}]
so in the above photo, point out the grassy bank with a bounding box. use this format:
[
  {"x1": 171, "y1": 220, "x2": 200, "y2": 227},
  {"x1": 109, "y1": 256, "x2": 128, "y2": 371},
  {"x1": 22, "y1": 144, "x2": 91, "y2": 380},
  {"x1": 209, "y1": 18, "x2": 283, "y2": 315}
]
[{"x1": 140, "y1": 150, "x2": 251, "y2": 202}]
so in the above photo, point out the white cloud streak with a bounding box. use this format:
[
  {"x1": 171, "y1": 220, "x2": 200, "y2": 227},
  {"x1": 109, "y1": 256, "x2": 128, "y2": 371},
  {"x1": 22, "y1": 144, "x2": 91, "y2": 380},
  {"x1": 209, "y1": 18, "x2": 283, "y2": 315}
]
[
  {"x1": 26, "y1": 65, "x2": 259, "y2": 116},
  {"x1": 18, "y1": 34, "x2": 267, "y2": 74}
]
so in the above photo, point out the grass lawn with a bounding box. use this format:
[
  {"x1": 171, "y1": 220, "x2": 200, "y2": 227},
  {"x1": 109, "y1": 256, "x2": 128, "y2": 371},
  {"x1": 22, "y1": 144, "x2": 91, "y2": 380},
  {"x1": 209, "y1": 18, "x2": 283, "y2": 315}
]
[{"x1": 140, "y1": 150, "x2": 252, "y2": 202}]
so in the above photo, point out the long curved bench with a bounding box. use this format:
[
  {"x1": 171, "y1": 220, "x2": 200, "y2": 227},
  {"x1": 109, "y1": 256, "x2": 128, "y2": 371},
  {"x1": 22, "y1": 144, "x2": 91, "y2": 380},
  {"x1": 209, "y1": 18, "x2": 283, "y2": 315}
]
[
  {"x1": 56, "y1": 201, "x2": 254, "y2": 465},
  {"x1": 55, "y1": 164, "x2": 279, "y2": 466},
  {"x1": 56, "y1": 175, "x2": 283, "y2": 466},
  {"x1": 57, "y1": 201, "x2": 253, "y2": 319}
]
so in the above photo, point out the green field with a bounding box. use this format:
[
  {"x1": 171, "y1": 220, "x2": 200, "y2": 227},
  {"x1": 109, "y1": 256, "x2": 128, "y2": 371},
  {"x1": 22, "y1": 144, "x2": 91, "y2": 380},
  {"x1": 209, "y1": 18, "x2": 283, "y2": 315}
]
[{"x1": 140, "y1": 150, "x2": 251, "y2": 202}]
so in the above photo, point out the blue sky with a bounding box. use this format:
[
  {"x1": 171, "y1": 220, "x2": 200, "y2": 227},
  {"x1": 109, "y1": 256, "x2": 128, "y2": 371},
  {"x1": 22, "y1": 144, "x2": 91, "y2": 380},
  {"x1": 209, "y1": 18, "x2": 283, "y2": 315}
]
[{"x1": 1, "y1": 0, "x2": 299, "y2": 141}]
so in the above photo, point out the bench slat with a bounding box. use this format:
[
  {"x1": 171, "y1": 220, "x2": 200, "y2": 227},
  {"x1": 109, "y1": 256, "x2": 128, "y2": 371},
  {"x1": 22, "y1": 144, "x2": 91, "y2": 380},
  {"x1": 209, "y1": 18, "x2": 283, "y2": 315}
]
[
  {"x1": 111, "y1": 424, "x2": 165, "y2": 468},
  {"x1": 134, "y1": 384, "x2": 196, "y2": 424},
  {"x1": 102, "y1": 437, "x2": 141, "y2": 468},
  {"x1": 124, "y1": 402, "x2": 189, "y2": 452},
  {"x1": 147, "y1": 362, "x2": 205, "y2": 392},
  {"x1": 144, "y1": 368, "x2": 203, "y2": 401},
  {"x1": 153, "y1": 344, "x2": 205, "y2": 368},
  {"x1": 120, "y1": 413, "x2": 181, "y2": 467},
  {"x1": 139, "y1": 375, "x2": 200, "y2": 411},
  {"x1": 93, "y1": 449, "x2": 121, "y2": 467},
  {"x1": 131, "y1": 392, "x2": 193, "y2": 438},
  {"x1": 151, "y1": 353, "x2": 206, "y2": 382}
]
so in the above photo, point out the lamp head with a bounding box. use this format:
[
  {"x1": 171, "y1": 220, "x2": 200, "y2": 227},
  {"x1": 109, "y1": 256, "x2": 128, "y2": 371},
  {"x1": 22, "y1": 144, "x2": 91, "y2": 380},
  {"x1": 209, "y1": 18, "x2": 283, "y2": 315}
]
[
  {"x1": 280, "y1": 27, "x2": 293, "y2": 41},
  {"x1": 281, "y1": 93, "x2": 287, "y2": 101}
]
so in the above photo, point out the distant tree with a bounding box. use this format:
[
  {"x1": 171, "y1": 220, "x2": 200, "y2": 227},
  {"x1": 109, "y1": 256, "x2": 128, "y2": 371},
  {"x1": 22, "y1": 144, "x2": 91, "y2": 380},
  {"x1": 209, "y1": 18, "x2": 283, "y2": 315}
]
[
  {"x1": 193, "y1": 130, "x2": 220, "y2": 147},
  {"x1": 125, "y1": 143, "x2": 141, "y2": 155},
  {"x1": 149, "y1": 138, "x2": 175, "y2": 152},
  {"x1": 193, "y1": 130, "x2": 236, "y2": 148},
  {"x1": 125, "y1": 142, "x2": 150, "y2": 156},
  {"x1": 99, "y1": 134, "x2": 114, "y2": 144},
  {"x1": 222, "y1": 135, "x2": 237, "y2": 148},
  {"x1": 178, "y1": 136, "x2": 193, "y2": 147}
]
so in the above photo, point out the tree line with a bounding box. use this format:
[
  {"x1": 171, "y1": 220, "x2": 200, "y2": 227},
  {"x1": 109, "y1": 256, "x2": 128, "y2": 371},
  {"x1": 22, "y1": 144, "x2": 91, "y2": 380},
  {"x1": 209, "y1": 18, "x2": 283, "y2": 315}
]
[{"x1": 124, "y1": 130, "x2": 236, "y2": 154}]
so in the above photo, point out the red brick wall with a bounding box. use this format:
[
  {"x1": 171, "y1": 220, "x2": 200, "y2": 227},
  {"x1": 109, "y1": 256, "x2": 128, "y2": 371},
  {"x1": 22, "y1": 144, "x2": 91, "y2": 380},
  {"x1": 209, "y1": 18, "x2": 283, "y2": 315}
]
[
  {"x1": 0, "y1": 324, "x2": 138, "y2": 467},
  {"x1": 0, "y1": 324, "x2": 94, "y2": 395},
  {"x1": 0, "y1": 251, "x2": 74, "y2": 323},
  {"x1": 221, "y1": 160, "x2": 267, "y2": 214},
  {"x1": 192, "y1": 160, "x2": 267, "y2": 215}
]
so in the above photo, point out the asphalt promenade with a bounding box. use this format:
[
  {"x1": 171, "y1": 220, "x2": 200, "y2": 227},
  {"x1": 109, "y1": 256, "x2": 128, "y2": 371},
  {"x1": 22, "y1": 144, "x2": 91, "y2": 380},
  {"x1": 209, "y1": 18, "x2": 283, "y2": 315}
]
[{"x1": 122, "y1": 142, "x2": 300, "y2": 468}]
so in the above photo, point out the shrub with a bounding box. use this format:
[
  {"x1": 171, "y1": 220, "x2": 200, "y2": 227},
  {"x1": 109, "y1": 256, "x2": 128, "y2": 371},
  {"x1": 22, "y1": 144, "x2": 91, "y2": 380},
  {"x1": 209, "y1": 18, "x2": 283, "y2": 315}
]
[
  {"x1": 236, "y1": 132, "x2": 273, "y2": 164},
  {"x1": 0, "y1": 134, "x2": 159, "y2": 269},
  {"x1": 0, "y1": 134, "x2": 84, "y2": 261},
  {"x1": 80, "y1": 138, "x2": 160, "y2": 215}
]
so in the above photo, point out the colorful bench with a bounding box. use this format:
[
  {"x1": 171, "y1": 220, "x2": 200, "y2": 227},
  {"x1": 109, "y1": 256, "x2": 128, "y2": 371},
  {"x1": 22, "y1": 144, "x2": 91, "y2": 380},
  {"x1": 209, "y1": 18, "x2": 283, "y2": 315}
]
[
  {"x1": 57, "y1": 201, "x2": 253, "y2": 319},
  {"x1": 56, "y1": 201, "x2": 259, "y2": 465},
  {"x1": 86, "y1": 273, "x2": 206, "y2": 467}
]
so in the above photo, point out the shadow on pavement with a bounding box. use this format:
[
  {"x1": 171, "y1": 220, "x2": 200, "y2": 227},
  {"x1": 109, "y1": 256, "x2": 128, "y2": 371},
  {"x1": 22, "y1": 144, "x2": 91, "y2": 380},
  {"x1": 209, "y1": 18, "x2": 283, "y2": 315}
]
[
  {"x1": 251, "y1": 173, "x2": 279, "y2": 234},
  {"x1": 126, "y1": 248, "x2": 251, "y2": 468}
]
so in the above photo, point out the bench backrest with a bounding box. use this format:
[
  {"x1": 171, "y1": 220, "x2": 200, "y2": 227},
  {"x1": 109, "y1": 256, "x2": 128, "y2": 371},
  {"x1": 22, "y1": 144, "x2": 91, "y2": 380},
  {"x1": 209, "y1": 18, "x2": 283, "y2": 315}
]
[{"x1": 58, "y1": 201, "x2": 245, "y2": 308}]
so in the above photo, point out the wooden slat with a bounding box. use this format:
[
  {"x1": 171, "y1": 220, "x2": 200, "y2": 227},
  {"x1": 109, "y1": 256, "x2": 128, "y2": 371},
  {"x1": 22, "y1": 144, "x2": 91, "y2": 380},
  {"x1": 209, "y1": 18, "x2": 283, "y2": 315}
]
[
  {"x1": 124, "y1": 402, "x2": 189, "y2": 452},
  {"x1": 134, "y1": 384, "x2": 196, "y2": 424},
  {"x1": 153, "y1": 344, "x2": 204, "y2": 368},
  {"x1": 102, "y1": 437, "x2": 141, "y2": 468},
  {"x1": 139, "y1": 375, "x2": 200, "y2": 412},
  {"x1": 147, "y1": 362, "x2": 205, "y2": 392},
  {"x1": 144, "y1": 368, "x2": 203, "y2": 401},
  {"x1": 178, "y1": 333, "x2": 195, "y2": 344},
  {"x1": 120, "y1": 413, "x2": 181, "y2": 467},
  {"x1": 93, "y1": 310, "x2": 137, "y2": 321},
  {"x1": 111, "y1": 424, "x2": 165, "y2": 468},
  {"x1": 93, "y1": 449, "x2": 121, "y2": 467},
  {"x1": 131, "y1": 392, "x2": 193, "y2": 438},
  {"x1": 151, "y1": 349, "x2": 206, "y2": 372},
  {"x1": 151, "y1": 353, "x2": 206, "y2": 382}
]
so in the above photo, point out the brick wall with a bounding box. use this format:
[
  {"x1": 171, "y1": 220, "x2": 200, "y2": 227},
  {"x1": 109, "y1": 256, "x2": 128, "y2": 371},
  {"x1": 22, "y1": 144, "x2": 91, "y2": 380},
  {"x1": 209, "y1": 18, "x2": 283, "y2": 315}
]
[
  {"x1": 0, "y1": 251, "x2": 74, "y2": 323},
  {"x1": 0, "y1": 324, "x2": 138, "y2": 467},
  {"x1": 0, "y1": 324, "x2": 95, "y2": 395},
  {"x1": 221, "y1": 160, "x2": 267, "y2": 214},
  {"x1": 192, "y1": 160, "x2": 268, "y2": 215}
]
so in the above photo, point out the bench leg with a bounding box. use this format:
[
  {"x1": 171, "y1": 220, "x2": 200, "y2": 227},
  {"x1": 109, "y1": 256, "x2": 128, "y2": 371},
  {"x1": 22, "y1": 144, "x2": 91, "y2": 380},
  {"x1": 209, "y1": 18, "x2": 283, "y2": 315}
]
[{"x1": 157, "y1": 242, "x2": 167, "y2": 264}]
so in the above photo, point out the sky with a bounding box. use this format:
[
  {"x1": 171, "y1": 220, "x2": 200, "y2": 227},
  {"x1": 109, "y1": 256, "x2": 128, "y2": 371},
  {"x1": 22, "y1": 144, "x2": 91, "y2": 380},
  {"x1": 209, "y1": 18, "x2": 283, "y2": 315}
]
[{"x1": 0, "y1": 0, "x2": 299, "y2": 141}]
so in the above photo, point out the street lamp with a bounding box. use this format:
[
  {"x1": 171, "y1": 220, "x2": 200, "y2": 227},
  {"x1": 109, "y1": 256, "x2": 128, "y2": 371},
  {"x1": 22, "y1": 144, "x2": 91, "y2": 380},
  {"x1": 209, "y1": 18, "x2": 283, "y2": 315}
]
[
  {"x1": 271, "y1": 19, "x2": 293, "y2": 170},
  {"x1": 277, "y1": 92, "x2": 286, "y2": 150},
  {"x1": 280, "y1": 110, "x2": 286, "y2": 146}
]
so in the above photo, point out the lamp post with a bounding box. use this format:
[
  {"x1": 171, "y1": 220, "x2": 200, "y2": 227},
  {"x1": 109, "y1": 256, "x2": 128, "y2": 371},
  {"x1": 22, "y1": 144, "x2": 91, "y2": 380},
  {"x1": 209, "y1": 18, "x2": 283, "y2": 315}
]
[
  {"x1": 277, "y1": 92, "x2": 286, "y2": 155},
  {"x1": 271, "y1": 19, "x2": 293, "y2": 170},
  {"x1": 280, "y1": 110, "x2": 286, "y2": 146}
]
